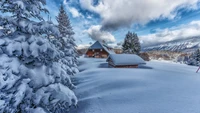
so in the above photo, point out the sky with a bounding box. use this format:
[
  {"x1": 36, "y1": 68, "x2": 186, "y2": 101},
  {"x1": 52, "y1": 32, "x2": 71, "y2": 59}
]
[{"x1": 46, "y1": 0, "x2": 200, "y2": 48}]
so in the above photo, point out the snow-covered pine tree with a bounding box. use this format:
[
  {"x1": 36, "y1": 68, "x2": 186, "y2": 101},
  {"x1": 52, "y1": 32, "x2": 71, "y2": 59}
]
[
  {"x1": 122, "y1": 31, "x2": 141, "y2": 55},
  {"x1": 57, "y1": 5, "x2": 79, "y2": 76},
  {"x1": 188, "y1": 49, "x2": 200, "y2": 66},
  {"x1": 0, "y1": 0, "x2": 77, "y2": 113}
]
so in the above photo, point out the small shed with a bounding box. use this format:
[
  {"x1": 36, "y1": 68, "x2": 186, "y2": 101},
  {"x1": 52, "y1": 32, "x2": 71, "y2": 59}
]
[
  {"x1": 86, "y1": 41, "x2": 115, "y2": 58},
  {"x1": 106, "y1": 54, "x2": 146, "y2": 68}
]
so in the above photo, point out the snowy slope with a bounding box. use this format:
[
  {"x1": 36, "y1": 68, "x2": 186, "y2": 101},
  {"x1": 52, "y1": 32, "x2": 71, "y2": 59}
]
[
  {"x1": 143, "y1": 37, "x2": 200, "y2": 53},
  {"x1": 71, "y1": 58, "x2": 200, "y2": 113}
]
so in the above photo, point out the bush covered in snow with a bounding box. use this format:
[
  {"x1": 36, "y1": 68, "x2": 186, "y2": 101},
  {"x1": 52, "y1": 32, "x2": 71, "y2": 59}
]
[
  {"x1": 139, "y1": 52, "x2": 150, "y2": 61},
  {"x1": 176, "y1": 53, "x2": 190, "y2": 64},
  {"x1": 0, "y1": 0, "x2": 77, "y2": 113}
]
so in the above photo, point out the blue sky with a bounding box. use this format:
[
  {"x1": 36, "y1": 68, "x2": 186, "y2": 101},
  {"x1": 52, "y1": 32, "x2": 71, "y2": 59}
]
[{"x1": 46, "y1": 0, "x2": 200, "y2": 48}]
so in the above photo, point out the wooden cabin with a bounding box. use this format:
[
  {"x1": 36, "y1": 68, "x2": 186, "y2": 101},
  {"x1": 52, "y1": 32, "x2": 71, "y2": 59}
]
[
  {"x1": 106, "y1": 54, "x2": 146, "y2": 68},
  {"x1": 85, "y1": 41, "x2": 115, "y2": 58}
]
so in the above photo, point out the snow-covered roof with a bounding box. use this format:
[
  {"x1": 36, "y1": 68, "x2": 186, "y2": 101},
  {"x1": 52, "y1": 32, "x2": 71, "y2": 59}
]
[
  {"x1": 89, "y1": 41, "x2": 103, "y2": 49},
  {"x1": 107, "y1": 54, "x2": 146, "y2": 66},
  {"x1": 89, "y1": 41, "x2": 115, "y2": 54},
  {"x1": 102, "y1": 45, "x2": 116, "y2": 54}
]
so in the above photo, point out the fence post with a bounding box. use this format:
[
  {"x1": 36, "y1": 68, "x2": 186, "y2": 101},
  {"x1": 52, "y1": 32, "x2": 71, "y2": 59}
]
[{"x1": 196, "y1": 67, "x2": 200, "y2": 73}]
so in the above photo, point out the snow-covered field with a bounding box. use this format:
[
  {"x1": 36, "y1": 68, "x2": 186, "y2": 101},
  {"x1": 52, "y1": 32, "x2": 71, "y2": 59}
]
[{"x1": 71, "y1": 58, "x2": 200, "y2": 113}]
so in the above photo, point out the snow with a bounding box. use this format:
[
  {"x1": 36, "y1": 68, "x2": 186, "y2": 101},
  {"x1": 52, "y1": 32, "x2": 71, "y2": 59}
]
[
  {"x1": 29, "y1": 107, "x2": 46, "y2": 113},
  {"x1": 13, "y1": 79, "x2": 30, "y2": 107},
  {"x1": 89, "y1": 41, "x2": 103, "y2": 49},
  {"x1": 107, "y1": 54, "x2": 146, "y2": 66},
  {"x1": 14, "y1": 1, "x2": 25, "y2": 9},
  {"x1": 102, "y1": 45, "x2": 115, "y2": 54},
  {"x1": 0, "y1": 54, "x2": 20, "y2": 90},
  {"x1": 71, "y1": 58, "x2": 200, "y2": 113}
]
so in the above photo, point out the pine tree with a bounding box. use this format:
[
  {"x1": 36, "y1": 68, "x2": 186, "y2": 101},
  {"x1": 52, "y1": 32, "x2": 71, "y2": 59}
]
[
  {"x1": 188, "y1": 49, "x2": 200, "y2": 66},
  {"x1": 57, "y1": 5, "x2": 79, "y2": 75},
  {"x1": 195, "y1": 49, "x2": 200, "y2": 64},
  {"x1": 0, "y1": 1, "x2": 77, "y2": 113},
  {"x1": 122, "y1": 31, "x2": 141, "y2": 55}
]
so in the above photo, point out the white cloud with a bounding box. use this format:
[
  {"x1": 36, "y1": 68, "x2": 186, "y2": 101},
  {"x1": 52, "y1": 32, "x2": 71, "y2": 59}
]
[
  {"x1": 87, "y1": 15, "x2": 92, "y2": 19},
  {"x1": 140, "y1": 20, "x2": 200, "y2": 46},
  {"x1": 80, "y1": 0, "x2": 200, "y2": 30},
  {"x1": 63, "y1": 0, "x2": 83, "y2": 18},
  {"x1": 107, "y1": 43, "x2": 122, "y2": 49},
  {"x1": 77, "y1": 44, "x2": 91, "y2": 49},
  {"x1": 85, "y1": 25, "x2": 116, "y2": 43},
  {"x1": 63, "y1": 0, "x2": 67, "y2": 5},
  {"x1": 69, "y1": 7, "x2": 82, "y2": 18}
]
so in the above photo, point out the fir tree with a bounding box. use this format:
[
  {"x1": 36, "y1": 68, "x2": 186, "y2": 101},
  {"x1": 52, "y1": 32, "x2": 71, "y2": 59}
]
[
  {"x1": 57, "y1": 5, "x2": 79, "y2": 75},
  {"x1": 122, "y1": 31, "x2": 141, "y2": 55},
  {"x1": 188, "y1": 49, "x2": 200, "y2": 66},
  {"x1": 0, "y1": 0, "x2": 77, "y2": 113},
  {"x1": 195, "y1": 49, "x2": 200, "y2": 63}
]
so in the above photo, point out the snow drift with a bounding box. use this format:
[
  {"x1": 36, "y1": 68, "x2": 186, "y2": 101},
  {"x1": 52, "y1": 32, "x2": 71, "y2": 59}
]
[{"x1": 71, "y1": 58, "x2": 200, "y2": 113}]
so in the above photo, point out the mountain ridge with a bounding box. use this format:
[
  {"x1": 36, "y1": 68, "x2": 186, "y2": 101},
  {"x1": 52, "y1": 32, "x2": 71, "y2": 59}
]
[{"x1": 143, "y1": 37, "x2": 200, "y2": 53}]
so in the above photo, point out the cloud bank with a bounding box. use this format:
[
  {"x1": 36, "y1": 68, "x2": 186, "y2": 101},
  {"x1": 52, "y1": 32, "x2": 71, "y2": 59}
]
[
  {"x1": 140, "y1": 20, "x2": 200, "y2": 46},
  {"x1": 85, "y1": 25, "x2": 116, "y2": 43},
  {"x1": 80, "y1": 0, "x2": 199, "y2": 30}
]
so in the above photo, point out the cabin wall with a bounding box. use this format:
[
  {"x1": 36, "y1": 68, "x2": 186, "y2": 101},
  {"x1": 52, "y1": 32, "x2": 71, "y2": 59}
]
[
  {"x1": 108, "y1": 61, "x2": 138, "y2": 68},
  {"x1": 115, "y1": 65, "x2": 138, "y2": 68},
  {"x1": 114, "y1": 49, "x2": 123, "y2": 54},
  {"x1": 86, "y1": 49, "x2": 109, "y2": 58}
]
